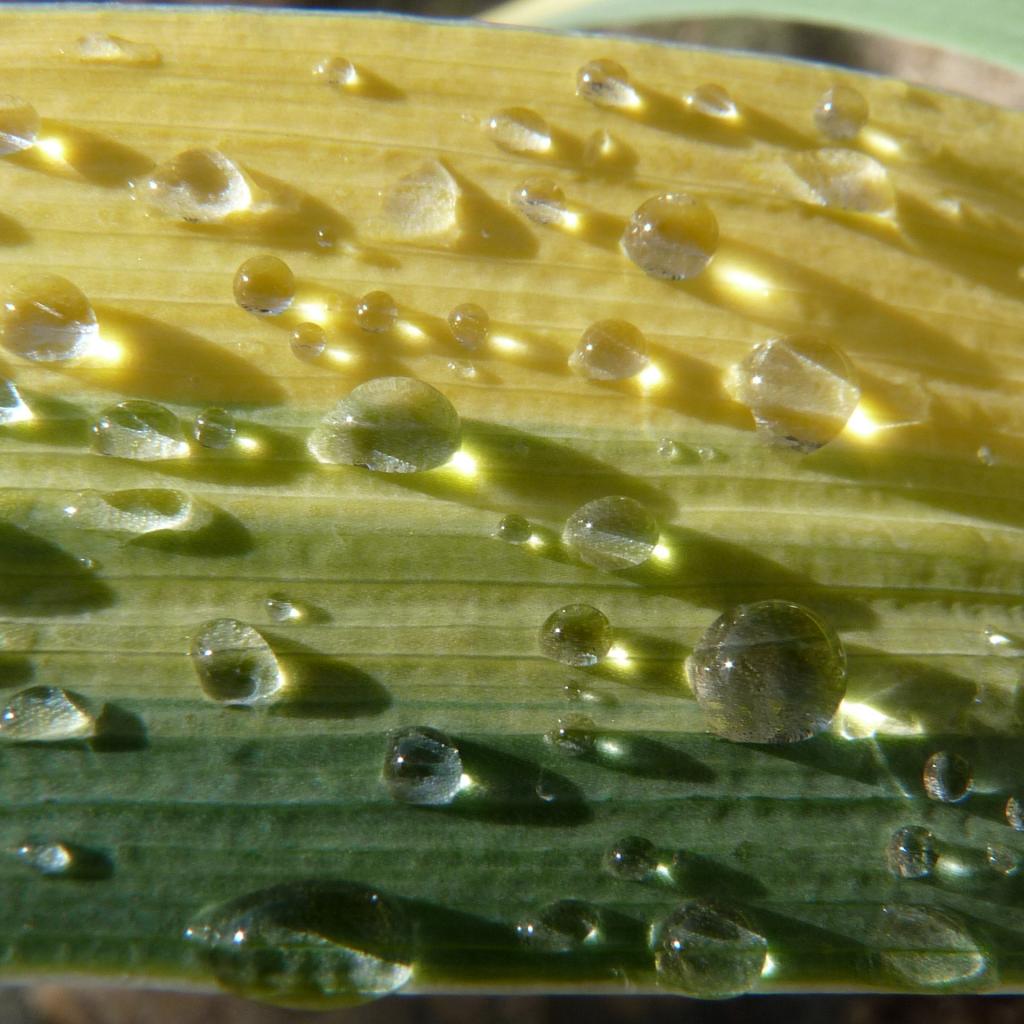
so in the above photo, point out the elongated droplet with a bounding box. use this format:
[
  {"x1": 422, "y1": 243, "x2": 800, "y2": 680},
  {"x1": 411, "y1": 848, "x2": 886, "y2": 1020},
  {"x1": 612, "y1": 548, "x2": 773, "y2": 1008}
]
[
  {"x1": 495, "y1": 513, "x2": 532, "y2": 544},
  {"x1": 312, "y1": 56, "x2": 358, "y2": 87},
  {"x1": 814, "y1": 84, "x2": 869, "y2": 140},
  {"x1": 382, "y1": 726, "x2": 463, "y2": 806},
  {"x1": 308, "y1": 377, "x2": 461, "y2": 473},
  {"x1": 1, "y1": 274, "x2": 98, "y2": 362},
  {"x1": 576, "y1": 58, "x2": 638, "y2": 108},
  {"x1": 510, "y1": 177, "x2": 567, "y2": 226},
  {"x1": 563, "y1": 495, "x2": 658, "y2": 571},
  {"x1": 65, "y1": 488, "x2": 198, "y2": 535},
  {"x1": 0, "y1": 379, "x2": 31, "y2": 425},
  {"x1": 92, "y1": 400, "x2": 189, "y2": 461},
  {"x1": 355, "y1": 291, "x2": 397, "y2": 333},
  {"x1": 727, "y1": 335, "x2": 860, "y2": 452},
  {"x1": 234, "y1": 255, "x2": 295, "y2": 316},
  {"x1": 688, "y1": 600, "x2": 847, "y2": 743},
  {"x1": 686, "y1": 84, "x2": 737, "y2": 119},
  {"x1": 1006, "y1": 794, "x2": 1024, "y2": 831},
  {"x1": 484, "y1": 107, "x2": 551, "y2": 154},
  {"x1": 922, "y1": 751, "x2": 973, "y2": 803},
  {"x1": 651, "y1": 900, "x2": 768, "y2": 998},
  {"x1": 193, "y1": 408, "x2": 237, "y2": 449},
  {"x1": 539, "y1": 605, "x2": 612, "y2": 668},
  {"x1": 190, "y1": 619, "x2": 284, "y2": 707},
  {"x1": 447, "y1": 303, "x2": 489, "y2": 350},
  {"x1": 784, "y1": 149, "x2": 895, "y2": 216},
  {"x1": 379, "y1": 160, "x2": 460, "y2": 242},
  {"x1": 75, "y1": 33, "x2": 161, "y2": 67},
  {"x1": 184, "y1": 881, "x2": 413, "y2": 1008},
  {"x1": 516, "y1": 900, "x2": 602, "y2": 952},
  {"x1": 886, "y1": 825, "x2": 936, "y2": 880},
  {"x1": 139, "y1": 148, "x2": 252, "y2": 223},
  {"x1": 265, "y1": 594, "x2": 303, "y2": 623},
  {"x1": 0, "y1": 95, "x2": 40, "y2": 155},
  {"x1": 16, "y1": 842, "x2": 75, "y2": 876},
  {"x1": 0, "y1": 686, "x2": 94, "y2": 742},
  {"x1": 621, "y1": 193, "x2": 718, "y2": 280},
  {"x1": 569, "y1": 319, "x2": 648, "y2": 381},
  {"x1": 291, "y1": 322, "x2": 326, "y2": 361},
  {"x1": 605, "y1": 835, "x2": 657, "y2": 881}
]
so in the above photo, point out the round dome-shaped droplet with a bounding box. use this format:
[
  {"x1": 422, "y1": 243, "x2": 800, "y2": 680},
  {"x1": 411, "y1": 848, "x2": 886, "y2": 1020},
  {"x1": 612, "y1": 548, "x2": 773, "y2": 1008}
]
[
  {"x1": 546, "y1": 714, "x2": 597, "y2": 757},
  {"x1": 1006, "y1": 794, "x2": 1024, "y2": 831},
  {"x1": 0, "y1": 686, "x2": 94, "y2": 742},
  {"x1": 727, "y1": 335, "x2": 860, "y2": 452},
  {"x1": 484, "y1": 107, "x2": 551, "y2": 154},
  {"x1": 233, "y1": 255, "x2": 295, "y2": 316},
  {"x1": 562, "y1": 495, "x2": 659, "y2": 571},
  {"x1": 539, "y1": 604, "x2": 612, "y2": 668},
  {"x1": 651, "y1": 900, "x2": 768, "y2": 999},
  {"x1": 265, "y1": 594, "x2": 302, "y2": 623},
  {"x1": 190, "y1": 618, "x2": 284, "y2": 707},
  {"x1": 814, "y1": 84, "x2": 869, "y2": 140},
  {"x1": 784, "y1": 148, "x2": 894, "y2": 216},
  {"x1": 355, "y1": 290, "x2": 398, "y2": 333},
  {"x1": 139, "y1": 148, "x2": 252, "y2": 223},
  {"x1": 516, "y1": 899, "x2": 602, "y2": 952},
  {"x1": 193, "y1": 407, "x2": 237, "y2": 450},
  {"x1": 0, "y1": 95, "x2": 40, "y2": 155},
  {"x1": 604, "y1": 835, "x2": 657, "y2": 881},
  {"x1": 308, "y1": 377, "x2": 461, "y2": 474},
  {"x1": 922, "y1": 751, "x2": 973, "y2": 804},
  {"x1": 495, "y1": 513, "x2": 532, "y2": 544},
  {"x1": 576, "y1": 58, "x2": 638, "y2": 108},
  {"x1": 290, "y1": 321, "x2": 326, "y2": 361},
  {"x1": 569, "y1": 319, "x2": 649, "y2": 381},
  {"x1": 92, "y1": 400, "x2": 189, "y2": 461},
  {"x1": 510, "y1": 177, "x2": 567, "y2": 226},
  {"x1": 184, "y1": 880, "x2": 413, "y2": 1008},
  {"x1": 312, "y1": 56, "x2": 357, "y2": 86},
  {"x1": 447, "y1": 302, "x2": 489, "y2": 350},
  {"x1": 1, "y1": 274, "x2": 98, "y2": 363},
  {"x1": 382, "y1": 726, "x2": 463, "y2": 806},
  {"x1": 686, "y1": 83, "x2": 737, "y2": 119},
  {"x1": 621, "y1": 193, "x2": 718, "y2": 281},
  {"x1": 0, "y1": 378, "x2": 30, "y2": 425},
  {"x1": 886, "y1": 825, "x2": 936, "y2": 880},
  {"x1": 688, "y1": 600, "x2": 847, "y2": 743}
]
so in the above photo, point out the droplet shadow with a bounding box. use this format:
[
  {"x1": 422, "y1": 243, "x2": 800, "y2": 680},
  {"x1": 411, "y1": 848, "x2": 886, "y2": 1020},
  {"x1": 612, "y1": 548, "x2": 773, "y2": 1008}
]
[
  {"x1": 128, "y1": 505, "x2": 254, "y2": 558},
  {"x1": 447, "y1": 165, "x2": 539, "y2": 261},
  {"x1": 91, "y1": 702, "x2": 148, "y2": 752},
  {"x1": 0, "y1": 655, "x2": 32, "y2": 688},
  {"x1": 577, "y1": 729, "x2": 714, "y2": 783},
  {"x1": 346, "y1": 67, "x2": 406, "y2": 102},
  {"x1": 0, "y1": 212, "x2": 30, "y2": 246},
  {"x1": 1, "y1": 390, "x2": 92, "y2": 448},
  {"x1": 20, "y1": 841, "x2": 114, "y2": 881},
  {"x1": 592, "y1": 629, "x2": 690, "y2": 699},
  {"x1": 752, "y1": 731, "x2": 882, "y2": 789},
  {"x1": 668, "y1": 850, "x2": 768, "y2": 901}
]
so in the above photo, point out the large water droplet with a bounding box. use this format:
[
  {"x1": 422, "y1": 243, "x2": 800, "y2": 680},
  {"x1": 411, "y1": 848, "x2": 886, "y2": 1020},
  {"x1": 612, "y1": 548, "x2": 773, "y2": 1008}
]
[
  {"x1": 193, "y1": 408, "x2": 237, "y2": 450},
  {"x1": 784, "y1": 149, "x2": 895, "y2": 216},
  {"x1": 688, "y1": 600, "x2": 847, "y2": 743},
  {"x1": 1, "y1": 274, "x2": 98, "y2": 362},
  {"x1": 814, "y1": 84, "x2": 868, "y2": 140},
  {"x1": 92, "y1": 400, "x2": 189, "y2": 461},
  {"x1": 1006, "y1": 794, "x2": 1024, "y2": 831},
  {"x1": 494, "y1": 513, "x2": 532, "y2": 545},
  {"x1": 0, "y1": 686, "x2": 95, "y2": 742},
  {"x1": 447, "y1": 303, "x2": 489, "y2": 350},
  {"x1": 484, "y1": 107, "x2": 551, "y2": 154},
  {"x1": 726, "y1": 335, "x2": 860, "y2": 452},
  {"x1": 382, "y1": 726, "x2": 463, "y2": 806},
  {"x1": 516, "y1": 899, "x2": 602, "y2": 952},
  {"x1": 569, "y1": 319, "x2": 649, "y2": 381},
  {"x1": 651, "y1": 900, "x2": 768, "y2": 998},
  {"x1": 65, "y1": 487, "x2": 198, "y2": 535},
  {"x1": 621, "y1": 193, "x2": 718, "y2": 280},
  {"x1": 886, "y1": 825, "x2": 936, "y2": 880},
  {"x1": 511, "y1": 177, "x2": 567, "y2": 226},
  {"x1": 308, "y1": 377, "x2": 461, "y2": 473},
  {"x1": 234, "y1": 255, "x2": 295, "y2": 316},
  {"x1": 75, "y1": 33, "x2": 161, "y2": 66},
  {"x1": 139, "y1": 148, "x2": 252, "y2": 223},
  {"x1": 378, "y1": 160, "x2": 460, "y2": 242},
  {"x1": 539, "y1": 604, "x2": 612, "y2": 668},
  {"x1": 291, "y1": 322, "x2": 327, "y2": 361},
  {"x1": 190, "y1": 619, "x2": 284, "y2": 707},
  {"x1": 685, "y1": 84, "x2": 737, "y2": 119},
  {"x1": 922, "y1": 751, "x2": 973, "y2": 803},
  {"x1": 0, "y1": 95, "x2": 40, "y2": 155},
  {"x1": 0, "y1": 378, "x2": 31, "y2": 425},
  {"x1": 562, "y1": 495, "x2": 659, "y2": 571},
  {"x1": 355, "y1": 291, "x2": 397, "y2": 334},
  {"x1": 576, "y1": 59, "x2": 638, "y2": 108},
  {"x1": 184, "y1": 881, "x2": 413, "y2": 1007},
  {"x1": 312, "y1": 56, "x2": 358, "y2": 87},
  {"x1": 604, "y1": 835, "x2": 657, "y2": 881}
]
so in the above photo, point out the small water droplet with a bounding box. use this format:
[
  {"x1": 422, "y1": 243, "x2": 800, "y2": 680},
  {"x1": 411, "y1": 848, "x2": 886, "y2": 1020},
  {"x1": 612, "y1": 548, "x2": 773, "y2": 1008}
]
[
  {"x1": 291, "y1": 321, "x2": 327, "y2": 361},
  {"x1": 484, "y1": 107, "x2": 551, "y2": 154},
  {"x1": 446, "y1": 359, "x2": 476, "y2": 381},
  {"x1": 685, "y1": 83, "x2": 737, "y2": 119},
  {"x1": 516, "y1": 899, "x2": 602, "y2": 951},
  {"x1": 813, "y1": 84, "x2": 868, "y2": 139},
  {"x1": 877, "y1": 904, "x2": 990, "y2": 989},
  {"x1": 92, "y1": 400, "x2": 189, "y2": 461},
  {"x1": 545, "y1": 714, "x2": 597, "y2": 757},
  {"x1": 447, "y1": 302, "x2": 489, "y2": 350},
  {"x1": 986, "y1": 844, "x2": 1020, "y2": 877},
  {"x1": 16, "y1": 842, "x2": 75, "y2": 876},
  {"x1": 563, "y1": 495, "x2": 659, "y2": 571},
  {"x1": 977, "y1": 445, "x2": 996, "y2": 467},
  {"x1": 621, "y1": 193, "x2": 718, "y2": 280},
  {"x1": 605, "y1": 835, "x2": 657, "y2": 881},
  {"x1": 656, "y1": 438, "x2": 680, "y2": 460},
  {"x1": 66, "y1": 487, "x2": 198, "y2": 535},
  {"x1": 0, "y1": 95, "x2": 40, "y2": 155},
  {"x1": 382, "y1": 726, "x2": 463, "y2": 806},
  {"x1": 569, "y1": 319, "x2": 649, "y2": 381},
  {"x1": 184, "y1": 881, "x2": 413, "y2": 1007},
  {"x1": 576, "y1": 58, "x2": 638, "y2": 108},
  {"x1": 234, "y1": 255, "x2": 295, "y2": 316},
  {"x1": 1006, "y1": 794, "x2": 1024, "y2": 831},
  {"x1": 265, "y1": 594, "x2": 303, "y2": 623},
  {"x1": 651, "y1": 900, "x2": 768, "y2": 998},
  {"x1": 510, "y1": 177, "x2": 567, "y2": 226},
  {"x1": 0, "y1": 378, "x2": 30, "y2": 425},
  {"x1": 726, "y1": 335, "x2": 860, "y2": 452},
  {"x1": 696, "y1": 446, "x2": 718, "y2": 462},
  {"x1": 688, "y1": 600, "x2": 847, "y2": 743},
  {"x1": 378, "y1": 160, "x2": 460, "y2": 242},
  {"x1": 494, "y1": 513, "x2": 532, "y2": 544},
  {"x1": 75, "y1": 33, "x2": 161, "y2": 66},
  {"x1": 784, "y1": 148, "x2": 895, "y2": 216},
  {"x1": 886, "y1": 825, "x2": 936, "y2": 880},
  {"x1": 190, "y1": 619, "x2": 284, "y2": 708},
  {"x1": 193, "y1": 408, "x2": 237, "y2": 450},
  {"x1": 562, "y1": 683, "x2": 616, "y2": 707},
  {"x1": 312, "y1": 56, "x2": 357, "y2": 87},
  {"x1": 922, "y1": 751, "x2": 973, "y2": 803},
  {"x1": 355, "y1": 291, "x2": 397, "y2": 333},
  {"x1": 308, "y1": 377, "x2": 461, "y2": 473},
  {"x1": 139, "y1": 148, "x2": 252, "y2": 223},
  {"x1": 1, "y1": 274, "x2": 98, "y2": 362},
  {"x1": 539, "y1": 605, "x2": 612, "y2": 668},
  {"x1": 0, "y1": 686, "x2": 94, "y2": 742}
]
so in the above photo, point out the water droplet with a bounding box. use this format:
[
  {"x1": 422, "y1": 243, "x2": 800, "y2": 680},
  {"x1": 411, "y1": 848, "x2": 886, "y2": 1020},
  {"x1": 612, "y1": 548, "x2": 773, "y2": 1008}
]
[
  {"x1": 0, "y1": 686, "x2": 94, "y2": 742},
  {"x1": 516, "y1": 899, "x2": 602, "y2": 951},
  {"x1": 92, "y1": 400, "x2": 189, "y2": 461},
  {"x1": 484, "y1": 107, "x2": 551, "y2": 154},
  {"x1": 291, "y1": 322, "x2": 326, "y2": 361},
  {"x1": 234, "y1": 255, "x2": 295, "y2": 316},
  {"x1": 977, "y1": 445, "x2": 996, "y2": 467},
  {"x1": 378, "y1": 160, "x2": 460, "y2": 242},
  {"x1": 75, "y1": 33, "x2": 161, "y2": 66},
  {"x1": 355, "y1": 291, "x2": 397, "y2": 333},
  {"x1": 312, "y1": 56, "x2": 357, "y2": 87},
  {"x1": 0, "y1": 95, "x2": 40, "y2": 155},
  {"x1": 1, "y1": 274, "x2": 98, "y2": 362},
  {"x1": 814, "y1": 84, "x2": 868, "y2": 140},
  {"x1": 726, "y1": 335, "x2": 860, "y2": 452},
  {"x1": 446, "y1": 359, "x2": 476, "y2": 381},
  {"x1": 16, "y1": 842, "x2": 75, "y2": 876},
  {"x1": 139, "y1": 148, "x2": 252, "y2": 223},
  {"x1": 657, "y1": 438, "x2": 679, "y2": 460},
  {"x1": 605, "y1": 835, "x2": 657, "y2": 881},
  {"x1": 545, "y1": 714, "x2": 597, "y2": 757},
  {"x1": 1006, "y1": 794, "x2": 1024, "y2": 831},
  {"x1": 539, "y1": 605, "x2": 612, "y2": 668},
  {"x1": 688, "y1": 600, "x2": 847, "y2": 743},
  {"x1": 447, "y1": 303, "x2": 489, "y2": 350},
  {"x1": 265, "y1": 594, "x2": 303, "y2": 623},
  {"x1": 685, "y1": 83, "x2": 737, "y2": 119},
  {"x1": 922, "y1": 751, "x2": 973, "y2": 803},
  {"x1": 563, "y1": 495, "x2": 659, "y2": 571},
  {"x1": 190, "y1": 619, "x2": 284, "y2": 707},
  {"x1": 494, "y1": 513, "x2": 532, "y2": 545},
  {"x1": 569, "y1": 319, "x2": 649, "y2": 381},
  {"x1": 986, "y1": 844, "x2": 1020, "y2": 876},
  {"x1": 621, "y1": 193, "x2": 718, "y2": 280},
  {"x1": 886, "y1": 825, "x2": 936, "y2": 880},
  {"x1": 576, "y1": 58, "x2": 638, "y2": 108},
  {"x1": 308, "y1": 377, "x2": 461, "y2": 473},
  {"x1": 382, "y1": 726, "x2": 463, "y2": 806},
  {"x1": 510, "y1": 177, "x2": 567, "y2": 226},
  {"x1": 193, "y1": 408, "x2": 237, "y2": 450},
  {"x1": 877, "y1": 905, "x2": 990, "y2": 989},
  {"x1": 651, "y1": 900, "x2": 768, "y2": 998},
  {"x1": 66, "y1": 487, "x2": 198, "y2": 535},
  {"x1": 562, "y1": 683, "x2": 616, "y2": 707},
  {"x1": 184, "y1": 881, "x2": 413, "y2": 1007},
  {"x1": 784, "y1": 149, "x2": 895, "y2": 216},
  {"x1": 0, "y1": 378, "x2": 30, "y2": 425}
]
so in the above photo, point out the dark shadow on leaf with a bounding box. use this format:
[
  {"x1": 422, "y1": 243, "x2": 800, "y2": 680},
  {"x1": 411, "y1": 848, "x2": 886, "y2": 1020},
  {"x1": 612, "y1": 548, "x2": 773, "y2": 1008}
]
[
  {"x1": 347, "y1": 67, "x2": 405, "y2": 101},
  {"x1": 23, "y1": 841, "x2": 114, "y2": 882},
  {"x1": 91, "y1": 703, "x2": 148, "y2": 753},
  {"x1": 129, "y1": 506, "x2": 254, "y2": 558},
  {"x1": 0, "y1": 212, "x2": 30, "y2": 246},
  {"x1": 668, "y1": 850, "x2": 768, "y2": 901},
  {"x1": 447, "y1": 165, "x2": 539, "y2": 260},
  {"x1": 0, "y1": 655, "x2": 33, "y2": 688},
  {"x1": 593, "y1": 630, "x2": 689, "y2": 699},
  {"x1": 753, "y1": 732, "x2": 881, "y2": 788},
  {"x1": 1, "y1": 390, "x2": 92, "y2": 448},
  {"x1": 575, "y1": 729, "x2": 714, "y2": 783}
]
